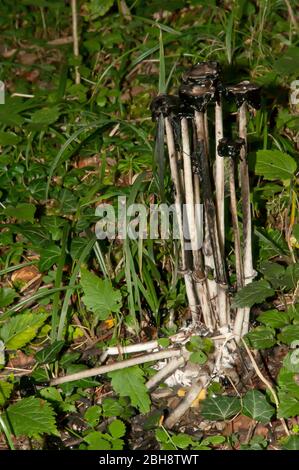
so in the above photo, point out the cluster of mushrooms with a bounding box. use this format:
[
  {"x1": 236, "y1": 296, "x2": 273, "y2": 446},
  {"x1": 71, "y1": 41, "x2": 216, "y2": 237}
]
[{"x1": 151, "y1": 61, "x2": 261, "y2": 342}]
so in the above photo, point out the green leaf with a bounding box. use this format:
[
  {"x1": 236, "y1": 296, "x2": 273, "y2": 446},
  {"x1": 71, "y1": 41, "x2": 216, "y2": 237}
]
[
  {"x1": 38, "y1": 244, "x2": 61, "y2": 271},
  {"x1": 84, "y1": 405, "x2": 102, "y2": 427},
  {"x1": 232, "y1": 280, "x2": 275, "y2": 308},
  {"x1": 0, "y1": 288, "x2": 18, "y2": 308},
  {"x1": 0, "y1": 131, "x2": 21, "y2": 146},
  {"x1": 282, "y1": 435, "x2": 299, "y2": 450},
  {"x1": 84, "y1": 431, "x2": 111, "y2": 450},
  {"x1": 282, "y1": 264, "x2": 299, "y2": 291},
  {"x1": 201, "y1": 396, "x2": 241, "y2": 421},
  {"x1": 278, "y1": 325, "x2": 299, "y2": 345},
  {"x1": 255, "y1": 150, "x2": 297, "y2": 181},
  {"x1": 5, "y1": 203, "x2": 36, "y2": 223},
  {"x1": 257, "y1": 309, "x2": 289, "y2": 329},
  {"x1": 0, "y1": 380, "x2": 13, "y2": 406},
  {"x1": 87, "y1": 0, "x2": 115, "y2": 18},
  {"x1": 6, "y1": 397, "x2": 58, "y2": 436},
  {"x1": 245, "y1": 326, "x2": 276, "y2": 349},
  {"x1": 259, "y1": 261, "x2": 285, "y2": 289},
  {"x1": 80, "y1": 268, "x2": 122, "y2": 320},
  {"x1": 172, "y1": 433, "x2": 194, "y2": 449},
  {"x1": 0, "y1": 312, "x2": 48, "y2": 349},
  {"x1": 102, "y1": 398, "x2": 125, "y2": 417},
  {"x1": 31, "y1": 106, "x2": 60, "y2": 126},
  {"x1": 189, "y1": 351, "x2": 208, "y2": 364},
  {"x1": 39, "y1": 387, "x2": 63, "y2": 403},
  {"x1": 277, "y1": 392, "x2": 299, "y2": 418},
  {"x1": 35, "y1": 340, "x2": 65, "y2": 364},
  {"x1": 273, "y1": 47, "x2": 299, "y2": 76},
  {"x1": 242, "y1": 390, "x2": 274, "y2": 423},
  {"x1": 108, "y1": 419, "x2": 126, "y2": 439},
  {"x1": 108, "y1": 366, "x2": 150, "y2": 413},
  {"x1": 277, "y1": 368, "x2": 299, "y2": 399},
  {"x1": 293, "y1": 224, "x2": 299, "y2": 243}
]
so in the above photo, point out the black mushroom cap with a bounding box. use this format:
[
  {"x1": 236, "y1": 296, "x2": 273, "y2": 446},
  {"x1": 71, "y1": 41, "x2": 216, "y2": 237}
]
[
  {"x1": 225, "y1": 80, "x2": 261, "y2": 109},
  {"x1": 150, "y1": 94, "x2": 180, "y2": 121},
  {"x1": 182, "y1": 61, "x2": 221, "y2": 85},
  {"x1": 217, "y1": 138, "x2": 245, "y2": 158},
  {"x1": 179, "y1": 83, "x2": 216, "y2": 112}
]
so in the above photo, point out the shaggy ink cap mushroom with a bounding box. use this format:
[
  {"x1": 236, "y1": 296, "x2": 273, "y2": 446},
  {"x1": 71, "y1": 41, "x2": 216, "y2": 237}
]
[
  {"x1": 182, "y1": 61, "x2": 221, "y2": 85},
  {"x1": 150, "y1": 94, "x2": 180, "y2": 121},
  {"x1": 179, "y1": 83, "x2": 216, "y2": 112},
  {"x1": 217, "y1": 138, "x2": 245, "y2": 159},
  {"x1": 225, "y1": 81, "x2": 261, "y2": 109}
]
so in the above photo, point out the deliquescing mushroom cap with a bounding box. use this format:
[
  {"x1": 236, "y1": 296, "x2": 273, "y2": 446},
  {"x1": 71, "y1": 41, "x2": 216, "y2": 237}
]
[
  {"x1": 150, "y1": 94, "x2": 180, "y2": 120},
  {"x1": 217, "y1": 137, "x2": 245, "y2": 158},
  {"x1": 182, "y1": 61, "x2": 220, "y2": 84},
  {"x1": 179, "y1": 83, "x2": 216, "y2": 112},
  {"x1": 225, "y1": 80, "x2": 261, "y2": 109}
]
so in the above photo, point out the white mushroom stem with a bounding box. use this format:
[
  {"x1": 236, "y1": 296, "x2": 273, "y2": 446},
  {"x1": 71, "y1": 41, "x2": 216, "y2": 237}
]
[
  {"x1": 50, "y1": 349, "x2": 182, "y2": 386},
  {"x1": 146, "y1": 355, "x2": 186, "y2": 390},
  {"x1": 215, "y1": 101, "x2": 225, "y2": 254},
  {"x1": 164, "y1": 378, "x2": 207, "y2": 429},
  {"x1": 239, "y1": 102, "x2": 255, "y2": 336}
]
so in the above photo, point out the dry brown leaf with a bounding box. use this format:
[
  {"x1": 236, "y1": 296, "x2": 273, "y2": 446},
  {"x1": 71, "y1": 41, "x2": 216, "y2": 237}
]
[{"x1": 11, "y1": 265, "x2": 41, "y2": 284}]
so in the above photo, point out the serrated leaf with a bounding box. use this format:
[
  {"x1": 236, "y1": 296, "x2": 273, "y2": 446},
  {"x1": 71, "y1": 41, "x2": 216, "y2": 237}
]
[
  {"x1": 108, "y1": 419, "x2": 126, "y2": 439},
  {"x1": 257, "y1": 310, "x2": 289, "y2": 328},
  {"x1": 6, "y1": 397, "x2": 58, "y2": 436},
  {"x1": 201, "y1": 396, "x2": 241, "y2": 421},
  {"x1": 245, "y1": 326, "x2": 276, "y2": 349},
  {"x1": 259, "y1": 261, "x2": 285, "y2": 289},
  {"x1": 80, "y1": 268, "x2": 122, "y2": 320},
  {"x1": 0, "y1": 380, "x2": 13, "y2": 406},
  {"x1": 0, "y1": 287, "x2": 18, "y2": 308},
  {"x1": 255, "y1": 150, "x2": 297, "y2": 181},
  {"x1": 278, "y1": 325, "x2": 299, "y2": 345},
  {"x1": 102, "y1": 398, "x2": 125, "y2": 417},
  {"x1": 172, "y1": 433, "x2": 194, "y2": 449},
  {"x1": 35, "y1": 340, "x2": 65, "y2": 364},
  {"x1": 0, "y1": 312, "x2": 48, "y2": 349},
  {"x1": 232, "y1": 280, "x2": 274, "y2": 308},
  {"x1": 242, "y1": 390, "x2": 274, "y2": 424},
  {"x1": 108, "y1": 366, "x2": 150, "y2": 413},
  {"x1": 39, "y1": 387, "x2": 63, "y2": 403},
  {"x1": 38, "y1": 244, "x2": 61, "y2": 271},
  {"x1": 84, "y1": 431, "x2": 111, "y2": 450}
]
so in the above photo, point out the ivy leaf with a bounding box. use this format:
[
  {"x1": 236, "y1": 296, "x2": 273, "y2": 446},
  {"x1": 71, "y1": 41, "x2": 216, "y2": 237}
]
[
  {"x1": 242, "y1": 390, "x2": 275, "y2": 423},
  {"x1": 6, "y1": 397, "x2": 58, "y2": 437},
  {"x1": 278, "y1": 325, "x2": 299, "y2": 345},
  {"x1": 201, "y1": 396, "x2": 241, "y2": 421},
  {"x1": 282, "y1": 435, "x2": 299, "y2": 450},
  {"x1": 0, "y1": 380, "x2": 14, "y2": 406},
  {"x1": 245, "y1": 326, "x2": 276, "y2": 349},
  {"x1": 108, "y1": 419, "x2": 126, "y2": 439},
  {"x1": 277, "y1": 392, "x2": 299, "y2": 418},
  {"x1": 232, "y1": 280, "x2": 274, "y2": 308},
  {"x1": 0, "y1": 312, "x2": 48, "y2": 349},
  {"x1": 38, "y1": 244, "x2": 61, "y2": 271},
  {"x1": 255, "y1": 150, "x2": 297, "y2": 181},
  {"x1": 35, "y1": 340, "x2": 65, "y2": 364},
  {"x1": 108, "y1": 366, "x2": 150, "y2": 414},
  {"x1": 257, "y1": 309, "x2": 290, "y2": 329},
  {"x1": 80, "y1": 268, "x2": 122, "y2": 320}
]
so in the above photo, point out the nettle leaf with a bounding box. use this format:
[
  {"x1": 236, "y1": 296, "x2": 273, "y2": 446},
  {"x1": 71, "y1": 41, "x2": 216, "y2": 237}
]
[
  {"x1": 245, "y1": 326, "x2": 276, "y2": 349},
  {"x1": 278, "y1": 325, "x2": 299, "y2": 345},
  {"x1": 0, "y1": 312, "x2": 48, "y2": 349},
  {"x1": 259, "y1": 261, "x2": 285, "y2": 289},
  {"x1": 255, "y1": 150, "x2": 297, "y2": 181},
  {"x1": 35, "y1": 340, "x2": 65, "y2": 364},
  {"x1": 0, "y1": 380, "x2": 14, "y2": 406},
  {"x1": 38, "y1": 244, "x2": 61, "y2": 271},
  {"x1": 80, "y1": 268, "x2": 122, "y2": 320},
  {"x1": 6, "y1": 396, "x2": 58, "y2": 437},
  {"x1": 277, "y1": 392, "x2": 299, "y2": 418},
  {"x1": 242, "y1": 390, "x2": 275, "y2": 424},
  {"x1": 201, "y1": 396, "x2": 241, "y2": 421},
  {"x1": 108, "y1": 366, "x2": 150, "y2": 414},
  {"x1": 5, "y1": 203, "x2": 36, "y2": 223},
  {"x1": 0, "y1": 287, "x2": 18, "y2": 308},
  {"x1": 232, "y1": 280, "x2": 274, "y2": 308},
  {"x1": 257, "y1": 309, "x2": 290, "y2": 329},
  {"x1": 108, "y1": 419, "x2": 126, "y2": 439}
]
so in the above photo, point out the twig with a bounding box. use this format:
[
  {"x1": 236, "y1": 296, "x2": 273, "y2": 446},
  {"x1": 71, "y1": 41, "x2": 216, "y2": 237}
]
[
  {"x1": 50, "y1": 349, "x2": 182, "y2": 386},
  {"x1": 146, "y1": 356, "x2": 186, "y2": 390}
]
